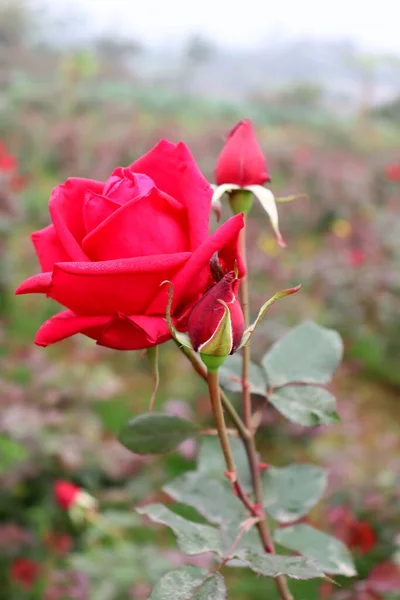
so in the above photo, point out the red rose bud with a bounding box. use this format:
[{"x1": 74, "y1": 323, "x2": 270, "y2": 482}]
[
  {"x1": 54, "y1": 481, "x2": 97, "y2": 523},
  {"x1": 10, "y1": 558, "x2": 40, "y2": 590},
  {"x1": 187, "y1": 271, "x2": 244, "y2": 370},
  {"x1": 54, "y1": 480, "x2": 80, "y2": 510},
  {"x1": 215, "y1": 119, "x2": 270, "y2": 187}
]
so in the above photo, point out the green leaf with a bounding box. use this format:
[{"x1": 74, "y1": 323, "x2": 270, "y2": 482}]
[
  {"x1": 0, "y1": 435, "x2": 28, "y2": 476},
  {"x1": 193, "y1": 573, "x2": 227, "y2": 599},
  {"x1": 137, "y1": 504, "x2": 223, "y2": 555},
  {"x1": 164, "y1": 471, "x2": 245, "y2": 525},
  {"x1": 219, "y1": 354, "x2": 267, "y2": 396},
  {"x1": 149, "y1": 567, "x2": 226, "y2": 600},
  {"x1": 118, "y1": 412, "x2": 199, "y2": 455},
  {"x1": 262, "y1": 465, "x2": 327, "y2": 523},
  {"x1": 197, "y1": 436, "x2": 252, "y2": 491},
  {"x1": 274, "y1": 524, "x2": 357, "y2": 577},
  {"x1": 94, "y1": 399, "x2": 131, "y2": 435},
  {"x1": 234, "y1": 548, "x2": 325, "y2": 580},
  {"x1": 262, "y1": 321, "x2": 343, "y2": 388},
  {"x1": 268, "y1": 385, "x2": 340, "y2": 427}
]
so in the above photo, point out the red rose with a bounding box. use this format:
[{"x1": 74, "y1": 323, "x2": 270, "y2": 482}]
[
  {"x1": 10, "y1": 558, "x2": 40, "y2": 589},
  {"x1": 366, "y1": 562, "x2": 400, "y2": 594},
  {"x1": 349, "y1": 520, "x2": 376, "y2": 555},
  {"x1": 215, "y1": 119, "x2": 270, "y2": 187},
  {"x1": 44, "y1": 531, "x2": 73, "y2": 555},
  {"x1": 0, "y1": 141, "x2": 17, "y2": 172},
  {"x1": 384, "y1": 162, "x2": 400, "y2": 182},
  {"x1": 187, "y1": 271, "x2": 244, "y2": 356},
  {"x1": 54, "y1": 480, "x2": 80, "y2": 510},
  {"x1": 16, "y1": 140, "x2": 245, "y2": 350}
]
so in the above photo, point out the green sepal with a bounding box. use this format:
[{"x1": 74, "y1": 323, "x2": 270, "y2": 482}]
[
  {"x1": 198, "y1": 300, "x2": 232, "y2": 358},
  {"x1": 239, "y1": 285, "x2": 301, "y2": 348},
  {"x1": 229, "y1": 189, "x2": 253, "y2": 216},
  {"x1": 201, "y1": 354, "x2": 227, "y2": 372}
]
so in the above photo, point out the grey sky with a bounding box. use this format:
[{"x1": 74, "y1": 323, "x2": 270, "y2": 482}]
[{"x1": 42, "y1": 0, "x2": 399, "y2": 53}]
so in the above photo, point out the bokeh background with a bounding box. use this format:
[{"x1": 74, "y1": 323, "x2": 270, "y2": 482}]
[{"x1": 1, "y1": 0, "x2": 400, "y2": 598}]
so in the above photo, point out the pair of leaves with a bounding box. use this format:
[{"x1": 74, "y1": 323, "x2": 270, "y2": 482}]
[
  {"x1": 165, "y1": 441, "x2": 327, "y2": 526},
  {"x1": 220, "y1": 321, "x2": 343, "y2": 427},
  {"x1": 142, "y1": 437, "x2": 356, "y2": 597},
  {"x1": 139, "y1": 503, "x2": 326, "y2": 583}
]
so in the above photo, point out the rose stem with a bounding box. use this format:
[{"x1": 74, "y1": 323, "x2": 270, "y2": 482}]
[
  {"x1": 180, "y1": 346, "x2": 293, "y2": 600},
  {"x1": 239, "y1": 217, "x2": 294, "y2": 600}
]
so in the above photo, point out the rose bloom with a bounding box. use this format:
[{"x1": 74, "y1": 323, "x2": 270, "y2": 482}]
[
  {"x1": 215, "y1": 119, "x2": 270, "y2": 187},
  {"x1": 16, "y1": 141, "x2": 244, "y2": 350},
  {"x1": 10, "y1": 558, "x2": 40, "y2": 589}
]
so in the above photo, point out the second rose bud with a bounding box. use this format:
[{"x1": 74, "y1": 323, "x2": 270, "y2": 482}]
[{"x1": 187, "y1": 270, "x2": 244, "y2": 371}]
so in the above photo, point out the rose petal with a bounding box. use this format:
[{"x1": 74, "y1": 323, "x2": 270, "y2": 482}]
[
  {"x1": 82, "y1": 191, "x2": 120, "y2": 234},
  {"x1": 83, "y1": 173, "x2": 155, "y2": 234},
  {"x1": 97, "y1": 314, "x2": 170, "y2": 350},
  {"x1": 31, "y1": 225, "x2": 70, "y2": 272},
  {"x1": 15, "y1": 272, "x2": 52, "y2": 295},
  {"x1": 103, "y1": 170, "x2": 154, "y2": 204},
  {"x1": 49, "y1": 178, "x2": 104, "y2": 260},
  {"x1": 148, "y1": 213, "x2": 245, "y2": 315},
  {"x1": 82, "y1": 187, "x2": 189, "y2": 261},
  {"x1": 131, "y1": 140, "x2": 212, "y2": 250},
  {"x1": 35, "y1": 311, "x2": 110, "y2": 346},
  {"x1": 48, "y1": 253, "x2": 191, "y2": 316}
]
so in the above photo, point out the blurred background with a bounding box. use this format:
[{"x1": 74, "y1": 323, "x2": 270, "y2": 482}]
[{"x1": 1, "y1": 0, "x2": 400, "y2": 598}]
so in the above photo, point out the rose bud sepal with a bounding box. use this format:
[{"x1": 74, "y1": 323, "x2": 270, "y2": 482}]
[{"x1": 238, "y1": 284, "x2": 302, "y2": 349}]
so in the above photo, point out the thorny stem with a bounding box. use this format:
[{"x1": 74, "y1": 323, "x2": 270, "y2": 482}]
[
  {"x1": 178, "y1": 350, "x2": 294, "y2": 599},
  {"x1": 178, "y1": 343, "x2": 250, "y2": 441},
  {"x1": 206, "y1": 369, "x2": 236, "y2": 477},
  {"x1": 239, "y1": 215, "x2": 294, "y2": 600}
]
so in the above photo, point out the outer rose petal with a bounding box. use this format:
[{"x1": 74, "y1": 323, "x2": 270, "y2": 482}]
[
  {"x1": 131, "y1": 140, "x2": 212, "y2": 250},
  {"x1": 31, "y1": 225, "x2": 71, "y2": 272},
  {"x1": 35, "y1": 311, "x2": 110, "y2": 347},
  {"x1": 49, "y1": 178, "x2": 104, "y2": 260},
  {"x1": 215, "y1": 119, "x2": 270, "y2": 187},
  {"x1": 15, "y1": 272, "x2": 52, "y2": 295},
  {"x1": 97, "y1": 314, "x2": 170, "y2": 350},
  {"x1": 82, "y1": 187, "x2": 189, "y2": 261},
  {"x1": 148, "y1": 213, "x2": 245, "y2": 315},
  {"x1": 48, "y1": 253, "x2": 191, "y2": 316}
]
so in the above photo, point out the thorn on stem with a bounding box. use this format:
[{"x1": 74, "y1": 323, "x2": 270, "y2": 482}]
[{"x1": 224, "y1": 470, "x2": 237, "y2": 484}]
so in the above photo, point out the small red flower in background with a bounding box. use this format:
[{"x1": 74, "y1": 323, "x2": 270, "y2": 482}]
[
  {"x1": 366, "y1": 562, "x2": 400, "y2": 595},
  {"x1": 348, "y1": 249, "x2": 367, "y2": 268},
  {"x1": 10, "y1": 558, "x2": 40, "y2": 589},
  {"x1": 0, "y1": 141, "x2": 17, "y2": 172},
  {"x1": 215, "y1": 119, "x2": 270, "y2": 187},
  {"x1": 384, "y1": 162, "x2": 400, "y2": 182},
  {"x1": 44, "y1": 531, "x2": 73, "y2": 555},
  {"x1": 54, "y1": 480, "x2": 80, "y2": 510},
  {"x1": 348, "y1": 519, "x2": 377, "y2": 555},
  {"x1": 328, "y1": 505, "x2": 376, "y2": 555}
]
